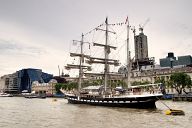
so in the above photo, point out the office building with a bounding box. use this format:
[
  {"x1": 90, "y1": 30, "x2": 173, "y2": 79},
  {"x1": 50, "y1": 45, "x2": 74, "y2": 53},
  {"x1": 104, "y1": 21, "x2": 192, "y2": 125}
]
[
  {"x1": 0, "y1": 68, "x2": 53, "y2": 93},
  {"x1": 178, "y1": 55, "x2": 192, "y2": 66},
  {"x1": 160, "y1": 53, "x2": 192, "y2": 67}
]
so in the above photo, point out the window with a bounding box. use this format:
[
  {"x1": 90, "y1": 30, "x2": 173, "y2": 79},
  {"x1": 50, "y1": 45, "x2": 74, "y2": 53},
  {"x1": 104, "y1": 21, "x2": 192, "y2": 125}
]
[{"x1": 5, "y1": 78, "x2": 9, "y2": 85}]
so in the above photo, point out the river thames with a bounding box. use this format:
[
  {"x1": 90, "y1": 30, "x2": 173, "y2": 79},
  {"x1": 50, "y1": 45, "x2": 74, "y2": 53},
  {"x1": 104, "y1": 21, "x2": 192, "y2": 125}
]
[{"x1": 0, "y1": 97, "x2": 191, "y2": 128}]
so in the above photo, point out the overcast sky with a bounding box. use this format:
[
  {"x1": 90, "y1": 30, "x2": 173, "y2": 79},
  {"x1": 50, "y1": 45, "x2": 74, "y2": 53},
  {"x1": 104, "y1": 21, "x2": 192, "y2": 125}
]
[{"x1": 0, "y1": 0, "x2": 191, "y2": 76}]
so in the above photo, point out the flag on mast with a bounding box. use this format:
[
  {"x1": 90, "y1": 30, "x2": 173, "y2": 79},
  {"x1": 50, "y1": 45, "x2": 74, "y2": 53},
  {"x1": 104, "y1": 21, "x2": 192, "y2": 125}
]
[
  {"x1": 105, "y1": 17, "x2": 108, "y2": 24},
  {"x1": 125, "y1": 16, "x2": 129, "y2": 24}
]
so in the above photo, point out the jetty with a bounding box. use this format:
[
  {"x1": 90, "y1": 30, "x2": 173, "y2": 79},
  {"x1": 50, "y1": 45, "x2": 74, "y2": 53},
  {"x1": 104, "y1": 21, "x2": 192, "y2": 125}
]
[{"x1": 172, "y1": 94, "x2": 192, "y2": 101}]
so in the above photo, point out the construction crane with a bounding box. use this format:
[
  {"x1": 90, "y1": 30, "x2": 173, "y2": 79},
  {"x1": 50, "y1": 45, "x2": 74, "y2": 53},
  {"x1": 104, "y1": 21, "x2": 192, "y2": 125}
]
[
  {"x1": 131, "y1": 26, "x2": 136, "y2": 37},
  {"x1": 139, "y1": 18, "x2": 150, "y2": 33},
  {"x1": 58, "y1": 65, "x2": 60, "y2": 76}
]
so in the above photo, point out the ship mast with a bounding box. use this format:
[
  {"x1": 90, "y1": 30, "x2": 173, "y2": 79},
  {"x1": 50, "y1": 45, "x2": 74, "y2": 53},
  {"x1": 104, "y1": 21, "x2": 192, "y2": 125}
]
[
  {"x1": 126, "y1": 17, "x2": 131, "y2": 88},
  {"x1": 87, "y1": 17, "x2": 117, "y2": 92},
  {"x1": 94, "y1": 17, "x2": 117, "y2": 92},
  {"x1": 65, "y1": 34, "x2": 91, "y2": 92},
  {"x1": 104, "y1": 17, "x2": 109, "y2": 91},
  {"x1": 78, "y1": 33, "x2": 84, "y2": 91}
]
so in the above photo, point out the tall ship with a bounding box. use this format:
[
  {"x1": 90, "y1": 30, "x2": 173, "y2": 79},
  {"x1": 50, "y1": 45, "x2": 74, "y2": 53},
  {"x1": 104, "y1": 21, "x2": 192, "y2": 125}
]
[{"x1": 64, "y1": 17, "x2": 163, "y2": 109}]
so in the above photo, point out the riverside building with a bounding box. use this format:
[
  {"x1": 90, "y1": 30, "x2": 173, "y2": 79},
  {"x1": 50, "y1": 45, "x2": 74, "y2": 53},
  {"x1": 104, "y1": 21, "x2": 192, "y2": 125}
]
[
  {"x1": 160, "y1": 52, "x2": 192, "y2": 68},
  {"x1": 0, "y1": 68, "x2": 53, "y2": 93},
  {"x1": 31, "y1": 79, "x2": 57, "y2": 96}
]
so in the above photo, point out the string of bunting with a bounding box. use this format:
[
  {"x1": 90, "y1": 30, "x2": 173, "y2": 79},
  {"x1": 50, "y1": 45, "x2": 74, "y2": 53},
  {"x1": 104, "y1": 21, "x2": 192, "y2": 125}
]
[
  {"x1": 84, "y1": 17, "x2": 129, "y2": 36},
  {"x1": 109, "y1": 17, "x2": 129, "y2": 26},
  {"x1": 84, "y1": 23, "x2": 104, "y2": 36}
]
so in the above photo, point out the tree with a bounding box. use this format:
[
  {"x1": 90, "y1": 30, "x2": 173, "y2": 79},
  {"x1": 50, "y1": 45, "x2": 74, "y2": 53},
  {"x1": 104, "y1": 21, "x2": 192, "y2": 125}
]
[
  {"x1": 117, "y1": 80, "x2": 127, "y2": 88},
  {"x1": 55, "y1": 83, "x2": 64, "y2": 93},
  {"x1": 131, "y1": 81, "x2": 151, "y2": 86},
  {"x1": 67, "y1": 82, "x2": 78, "y2": 90},
  {"x1": 154, "y1": 78, "x2": 165, "y2": 85},
  {"x1": 55, "y1": 82, "x2": 78, "y2": 93},
  {"x1": 170, "y1": 72, "x2": 192, "y2": 94}
]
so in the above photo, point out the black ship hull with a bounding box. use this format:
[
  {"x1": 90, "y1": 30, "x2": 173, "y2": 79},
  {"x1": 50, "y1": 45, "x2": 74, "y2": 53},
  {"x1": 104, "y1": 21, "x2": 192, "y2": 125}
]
[{"x1": 67, "y1": 94, "x2": 162, "y2": 109}]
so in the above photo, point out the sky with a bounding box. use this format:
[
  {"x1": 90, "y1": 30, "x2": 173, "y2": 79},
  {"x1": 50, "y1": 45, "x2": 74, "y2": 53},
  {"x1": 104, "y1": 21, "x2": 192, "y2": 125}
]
[{"x1": 0, "y1": 0, "x2": 192, "y2": 76}]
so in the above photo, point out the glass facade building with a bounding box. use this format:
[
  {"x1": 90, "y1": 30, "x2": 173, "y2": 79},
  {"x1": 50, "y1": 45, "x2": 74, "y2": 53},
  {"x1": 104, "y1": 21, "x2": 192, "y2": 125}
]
[
  {"x1": 0, "y1": 68, "x2": 53, "y2": 93},
  {"x1": 160, "y1": 58, "x2": 178, "y2": 67},
  {"x1": 160, "y1": 53, "x2": 192, "y2": 68},
  {"x1": 18, "y1": 68, "x2": 53, "y2": 93},
  {"x1": 178, "y1": 55, "x2": 192, "y2": 66}
]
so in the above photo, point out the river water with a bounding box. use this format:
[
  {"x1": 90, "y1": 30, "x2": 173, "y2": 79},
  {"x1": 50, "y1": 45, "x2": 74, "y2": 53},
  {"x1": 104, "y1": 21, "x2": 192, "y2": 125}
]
[{"x1": 0, "y1": 97, "x2": 192, "y2": 128}]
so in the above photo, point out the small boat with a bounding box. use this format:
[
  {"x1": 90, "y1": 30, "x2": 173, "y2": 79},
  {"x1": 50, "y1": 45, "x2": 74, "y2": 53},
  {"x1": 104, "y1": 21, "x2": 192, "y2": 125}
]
[
  {"x1": 165, "y1": 109, "x2": 185, "y2": 115},
  {"x1": 24, "y1": 94, "x2": 46, "y2": 99},
  {"x1": 23, "y1": 90, "x2": 46, "y2": 99},
  {"x1": 25, "y1": 95, "x2": 38, "y2": 98},
  {"x1": 0, "y1": 93, "x2": 13, "y2": 97}
]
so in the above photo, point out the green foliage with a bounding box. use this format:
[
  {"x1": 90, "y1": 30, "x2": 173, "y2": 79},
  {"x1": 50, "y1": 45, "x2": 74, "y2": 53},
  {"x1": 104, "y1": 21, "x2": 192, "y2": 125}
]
[
  {"x1": 110, "y1": 82, "x2": 117, "y2": 88},
  {"x1": 81, "y1": 80, "x2": 103, "y2": 88},
  {"x1": 92, "y1": 80, "x2": 101, "y2": 86},
  {"x1": 117, "y1": 80, "x2": 127, "y2": 88},
  {"x1": 109, "y1": 80, "x2": 127, "y2": 88},
  {"x1": 68, "y1": 82, "x2": 78, "y2": 90},
  {"x1": 61, "y1": 83, "x2": 68, "y2": 90},
  {"x1": 55, "y1": 83, "x2": 65, "y2": 93},
  {"x1": 131, "y1": 81, "x2": 151, "y2": 86},
  {"x1": 165, "y1": 80, "x2": 174, "y2": 88},
  {"x1": 154, "y1": 78, "x2": 165, "y2": 85},
  {"x1": 55, "y1": 82, "x2": 78, "y2": 93},
  {"x1": 170, "y1": 72, "x2": 192, "y2": 94},
  {"x1": 81, "y1": 80, "x2": 90, "y2": 88},
  {"x1": 82, "y1": 79, "x2": 127, "y2": 89}
]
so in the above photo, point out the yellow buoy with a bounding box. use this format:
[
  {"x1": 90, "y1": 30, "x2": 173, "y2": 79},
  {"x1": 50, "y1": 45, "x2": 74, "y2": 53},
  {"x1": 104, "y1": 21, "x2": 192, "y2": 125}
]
[
  {"x1": 165, "y1": 109, "x2": 185, "y2": 115},
  {"x1": 165, "y1": 109, "x2": 172, "y2": 115}
]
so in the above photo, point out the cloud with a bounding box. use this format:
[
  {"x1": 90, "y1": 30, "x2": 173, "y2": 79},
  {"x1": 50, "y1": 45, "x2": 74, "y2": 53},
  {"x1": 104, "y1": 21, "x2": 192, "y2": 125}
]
[
  {"x1": 0, "y1": 39, "x2": 46, "y2": 56},
  {"x1": 0, "y1": 39, "x2": 20, "y2": 50},
  {"x1": 0, "y1": 38, "x2": 69, "y2": 76}
]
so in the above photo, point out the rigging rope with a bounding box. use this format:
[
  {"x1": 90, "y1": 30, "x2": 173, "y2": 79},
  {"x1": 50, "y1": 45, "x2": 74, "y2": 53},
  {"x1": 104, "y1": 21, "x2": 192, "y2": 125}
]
[{"x1": 67, "y1": 17, "x2": 130, "y2": 76}]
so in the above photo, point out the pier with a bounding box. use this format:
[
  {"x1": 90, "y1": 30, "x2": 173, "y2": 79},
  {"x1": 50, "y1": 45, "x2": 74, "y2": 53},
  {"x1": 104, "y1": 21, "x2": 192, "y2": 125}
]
[{"x1": 172, "y1": 94, "x2": 192, "y2": 101}]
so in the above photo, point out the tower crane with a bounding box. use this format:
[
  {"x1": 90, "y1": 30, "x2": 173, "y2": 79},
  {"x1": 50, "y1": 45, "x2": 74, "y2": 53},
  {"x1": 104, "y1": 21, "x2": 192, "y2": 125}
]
[
  {"x1": 131, "y1": 26, "x2": 136, "y2": 37},
  {"x1": 139, "y1": 18, "x2": 150, "y2": 33},
  {"x1": 58, "y1": 65, "x2": 60, "y2": 76}
]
